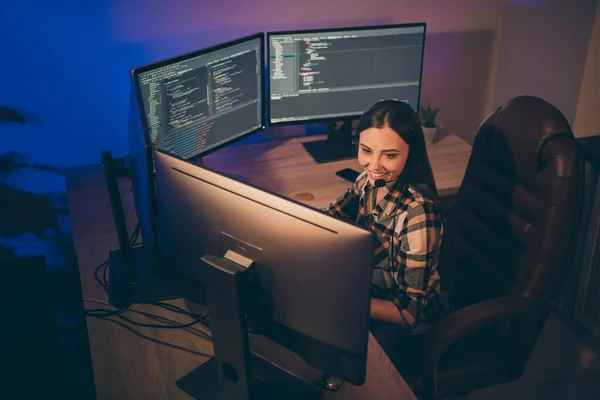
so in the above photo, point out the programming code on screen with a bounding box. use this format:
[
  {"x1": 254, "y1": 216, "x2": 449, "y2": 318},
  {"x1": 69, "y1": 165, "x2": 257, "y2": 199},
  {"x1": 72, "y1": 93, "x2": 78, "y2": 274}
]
[
  {"x1": 269, "y1": 25, "x2": 425, "y2": 123},
  {"x1": 136, "y1": 38, "x2": 262, "y2": 160}
]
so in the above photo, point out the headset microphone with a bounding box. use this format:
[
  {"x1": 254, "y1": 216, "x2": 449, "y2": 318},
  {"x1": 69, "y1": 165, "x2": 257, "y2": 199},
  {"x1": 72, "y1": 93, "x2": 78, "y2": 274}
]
[{"x1": 374, "y1": 179, "x2": 386, "y2": 188}]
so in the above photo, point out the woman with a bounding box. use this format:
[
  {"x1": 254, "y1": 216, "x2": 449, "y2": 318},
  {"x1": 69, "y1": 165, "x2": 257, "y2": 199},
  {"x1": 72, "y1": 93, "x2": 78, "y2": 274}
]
[{"x1": 323, "y1": 99, "x2": 444, "y2": 385}]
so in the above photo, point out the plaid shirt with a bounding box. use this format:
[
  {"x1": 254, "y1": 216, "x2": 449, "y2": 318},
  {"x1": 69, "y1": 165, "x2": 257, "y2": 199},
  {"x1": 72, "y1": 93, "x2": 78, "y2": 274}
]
[{"x1": 326, "y1": 171, "x2": 443, "y2": 330}]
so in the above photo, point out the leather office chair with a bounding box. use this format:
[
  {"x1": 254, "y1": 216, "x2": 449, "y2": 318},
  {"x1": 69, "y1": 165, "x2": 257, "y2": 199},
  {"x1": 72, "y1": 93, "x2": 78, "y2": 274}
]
[{"x1": 410, "y1": 96, "x2": 585, "y2": 399}]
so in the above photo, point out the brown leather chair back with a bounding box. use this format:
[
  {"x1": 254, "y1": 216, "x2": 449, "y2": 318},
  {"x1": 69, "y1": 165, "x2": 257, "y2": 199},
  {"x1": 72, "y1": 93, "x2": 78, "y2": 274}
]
[{"x1": 441, "y1": 95, "x2": 584, "y2": 312}]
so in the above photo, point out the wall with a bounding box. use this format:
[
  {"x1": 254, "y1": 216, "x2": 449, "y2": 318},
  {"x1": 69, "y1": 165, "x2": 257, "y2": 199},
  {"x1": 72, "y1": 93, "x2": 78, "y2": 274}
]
[
  {"x1": 489, "y1": 0, "x2": 598, "y2": 132},
  {"x1": 0, "y1": 0, "x2": 505, "y2": 194},
  {"x1": 574, "y1": 2, "x2": 600, "y2": 138}
]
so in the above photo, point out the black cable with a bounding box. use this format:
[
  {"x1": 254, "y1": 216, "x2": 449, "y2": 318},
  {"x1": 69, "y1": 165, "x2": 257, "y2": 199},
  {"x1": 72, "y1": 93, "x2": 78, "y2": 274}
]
[
  {"x1": 102, "y1": 259, "x2": 109, "y2": 288},
  {"x1": 86, "y1": 314, "x2": 212, "y2": 357},
  {"x1": 85, "y1": 306, "x2": 202, "y2": 331},
  {"x1": 141, "y1": 301, "x2": 212, "y2": 330},
  {"x1": 94, "y1": 261, "x2": 109, "y2": 293},
  {"x1": 112, "y1": 310, "x2": 204, "y2": 330},
  {"x1": 84, "y1": 300, "x2": 211, "y2": 339},
  {"x1": 85, "y1": 307, "x2": 127, "y2": 318},
  {"x1": 84, "y1": 298, "x2": 209, "y2": 330},
  {"x1": 72, "y1": 302, "x2": 205, "y2": 335},
  {"x1": 145, "y1": 300, "x2": 207, "y2": 320},
  {"x1": 141, "y1": 301, "x2": 262, "y2": 334},
  {"x1": 125, "y1": 308, "x2": 212, "y2": 339}
]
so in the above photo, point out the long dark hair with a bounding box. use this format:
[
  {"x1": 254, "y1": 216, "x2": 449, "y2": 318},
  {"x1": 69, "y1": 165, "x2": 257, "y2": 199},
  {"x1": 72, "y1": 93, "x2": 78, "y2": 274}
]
[{"x1": 356, "y1": 99, "x2": 439, "y2": 202}]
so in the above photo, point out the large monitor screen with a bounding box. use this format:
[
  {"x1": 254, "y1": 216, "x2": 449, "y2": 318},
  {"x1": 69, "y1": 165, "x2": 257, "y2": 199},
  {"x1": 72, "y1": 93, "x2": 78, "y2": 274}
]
[
  {"x1": 132, "y1": 33, "x2": 265, "y2": 160},
  {"x1": 267, "y1": 23, "x2": 426, "y2": 125}
]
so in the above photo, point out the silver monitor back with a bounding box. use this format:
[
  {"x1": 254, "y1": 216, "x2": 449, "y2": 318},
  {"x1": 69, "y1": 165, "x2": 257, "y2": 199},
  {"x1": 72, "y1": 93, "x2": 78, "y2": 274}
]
[{"x1": 153, "y1": 149, "x2": 374, "y2": 384}]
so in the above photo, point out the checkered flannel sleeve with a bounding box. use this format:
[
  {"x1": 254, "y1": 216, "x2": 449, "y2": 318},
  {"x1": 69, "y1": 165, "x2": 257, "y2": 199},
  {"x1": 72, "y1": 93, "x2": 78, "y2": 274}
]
[
  {"x1": 325, "y1": 180, "x2": 362, "y2": 222},
  {"x1": 384, "y1": 201, "x2": 443, "y2": 327}
]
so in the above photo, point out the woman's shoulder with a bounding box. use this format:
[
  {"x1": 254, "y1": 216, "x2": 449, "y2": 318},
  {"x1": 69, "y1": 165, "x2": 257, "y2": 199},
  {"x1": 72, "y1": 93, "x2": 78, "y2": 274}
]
[
  {"x1": 405, "y1": 184, "x2": 436, "y2": 204},
  {"x1": 349, "y1": 170, "x2": 369, "y2": 195},
  {"x1": 401, "y1": 185, "x2": 442, "y2": 218}
]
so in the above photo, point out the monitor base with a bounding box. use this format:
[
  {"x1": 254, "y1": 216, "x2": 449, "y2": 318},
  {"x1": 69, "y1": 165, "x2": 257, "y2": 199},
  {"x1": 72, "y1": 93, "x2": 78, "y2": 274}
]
[
  {"x1": 178, "y1": 253, "x2": 322, "y2": 400},
  {"x1": 107, "y1": 246, "x2": 181, "y2": 309},
  {"x1": 177, "y1": 355, "x2": 321, "y2": 400},
  {"x1": 302, "y1": 119, "x2": 356, "y2": 164}
]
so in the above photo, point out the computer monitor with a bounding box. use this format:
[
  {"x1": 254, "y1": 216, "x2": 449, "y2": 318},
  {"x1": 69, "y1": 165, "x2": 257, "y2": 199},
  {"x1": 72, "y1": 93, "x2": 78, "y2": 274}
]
[
  {"x1": 153, "y1": 149, "x2": 374, "y2": 398},
  {"x1": 126, "y1": 33, "x2": 265, "y2": 290},
  {"x1": 133, "y1": 32, "x2": 265, "y2": 161},
  {"x1": 267, "y1": 23, "x2": 426, "y2": 164}
]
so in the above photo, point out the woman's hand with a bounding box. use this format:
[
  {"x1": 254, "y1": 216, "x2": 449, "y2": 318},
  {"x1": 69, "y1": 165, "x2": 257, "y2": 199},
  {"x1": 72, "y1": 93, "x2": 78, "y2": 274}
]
[{"x1": 370, "y1": 298, "x2": 409, "y2": 327}]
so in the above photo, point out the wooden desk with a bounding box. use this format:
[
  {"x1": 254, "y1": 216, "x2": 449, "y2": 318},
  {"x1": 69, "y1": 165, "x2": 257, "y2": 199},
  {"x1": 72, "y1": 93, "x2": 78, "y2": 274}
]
[
  {"x1": 203, "y1": 133, "x2": 472, "y2": 209},
  {"x1": 66, "y1": 164, "x2": 418, "y2": 399}
]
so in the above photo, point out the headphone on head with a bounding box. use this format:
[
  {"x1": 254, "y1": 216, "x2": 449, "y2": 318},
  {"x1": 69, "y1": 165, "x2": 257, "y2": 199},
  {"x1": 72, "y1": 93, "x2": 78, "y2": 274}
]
[
  {"x1": 351, "y1": 99, "x2": 423, "y2": 149},
  {"x1": 352, "y1": 99, "x2": 423, "y2": 188}
]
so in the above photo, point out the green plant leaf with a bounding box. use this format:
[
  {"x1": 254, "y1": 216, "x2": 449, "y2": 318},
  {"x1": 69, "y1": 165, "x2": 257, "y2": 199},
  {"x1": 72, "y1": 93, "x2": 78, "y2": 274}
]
[{"x1": 420, "y1": 103, "x2": 441, "y2": 128}]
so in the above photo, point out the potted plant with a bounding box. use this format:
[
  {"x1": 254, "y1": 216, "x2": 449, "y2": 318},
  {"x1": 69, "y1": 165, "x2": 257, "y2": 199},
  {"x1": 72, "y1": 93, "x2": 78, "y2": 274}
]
[{"x1": 420, "y1": 103, "x2": 441, "y2": 144}]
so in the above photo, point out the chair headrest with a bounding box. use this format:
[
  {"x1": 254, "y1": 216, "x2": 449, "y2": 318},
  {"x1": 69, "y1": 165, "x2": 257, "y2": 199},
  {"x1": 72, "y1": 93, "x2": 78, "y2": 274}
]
[{"x1": 476, "y1": 95, "x2": 573, "y2": 184}]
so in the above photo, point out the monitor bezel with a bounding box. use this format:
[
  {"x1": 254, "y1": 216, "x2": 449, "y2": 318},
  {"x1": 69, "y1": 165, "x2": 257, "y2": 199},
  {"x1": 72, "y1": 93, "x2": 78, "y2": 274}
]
[
  {"x1": 266, "y1": 22, "x2": 427, "y2": 127},
  {"x1": 130, "y1": 32, "x2": 266, "y2": 161}
]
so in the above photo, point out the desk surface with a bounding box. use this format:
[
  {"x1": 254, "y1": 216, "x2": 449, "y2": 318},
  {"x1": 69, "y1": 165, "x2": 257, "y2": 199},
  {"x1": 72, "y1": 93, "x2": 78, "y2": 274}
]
[
  {"x1": 66, "y1": 139, "x2": 422, "y2": 399},
  {"x1": 203, "y1": 133, "x2": 471, "y2": 209}
]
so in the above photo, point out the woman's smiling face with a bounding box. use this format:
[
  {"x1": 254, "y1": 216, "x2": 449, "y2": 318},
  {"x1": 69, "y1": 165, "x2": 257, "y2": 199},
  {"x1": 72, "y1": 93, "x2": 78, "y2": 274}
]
[{"x1": 357, "y1": 125, "x2": 410, "y2": 185}]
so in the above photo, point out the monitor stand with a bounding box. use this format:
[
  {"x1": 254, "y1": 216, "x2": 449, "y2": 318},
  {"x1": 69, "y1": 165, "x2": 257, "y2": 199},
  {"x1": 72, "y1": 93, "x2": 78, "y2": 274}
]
[
  {"x1": 302, "y1": 119, "x2": 356, "y2": 164},
  {"x1": 102, "y1": 150, "x2": 181, "y2": 309},
  {"x1": 176, "y1": 252, "x2": 321, "y2": 400}
]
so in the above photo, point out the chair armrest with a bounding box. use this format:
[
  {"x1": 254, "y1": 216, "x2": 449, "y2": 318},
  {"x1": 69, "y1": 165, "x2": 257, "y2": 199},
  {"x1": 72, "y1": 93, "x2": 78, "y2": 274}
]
[{"x1": 423, "y1": 296, "x2": 540, "y2": 369}]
